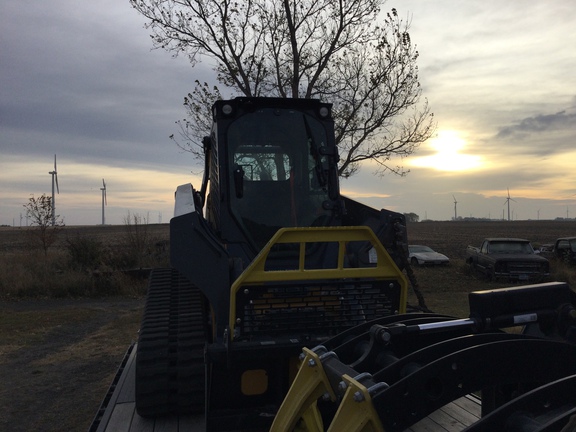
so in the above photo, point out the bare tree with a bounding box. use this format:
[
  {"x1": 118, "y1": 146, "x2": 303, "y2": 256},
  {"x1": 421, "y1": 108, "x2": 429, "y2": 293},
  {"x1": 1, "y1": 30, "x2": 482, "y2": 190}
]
[
  {"x1": 170, "y1": 81, "x2": 223, "y2": 163},
  {"x1": 131, "y1": 0, "x2": 435, "y2": 177},
  {"x1": 23, "y1": 194, "x2": 64, "y2": 256}
]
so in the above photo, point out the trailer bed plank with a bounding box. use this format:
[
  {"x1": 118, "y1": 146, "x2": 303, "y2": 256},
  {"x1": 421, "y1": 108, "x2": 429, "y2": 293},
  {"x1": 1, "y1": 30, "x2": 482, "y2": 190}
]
[
  {"x1": 93, "y1": 344, "x2": 137, "y2": 432},
  {"x1": 126, "y1": 406, "x2": 154, "y2": 432},
  {"x1": 438, "y1": 397, "x2": 481, "y2": 427},
  {"x1": 117, "y1": 351, "x2": 136, "y2": 404},
  {"x1": 452, "y1": 394, "x2": 482, "y2": 417},
  {"x1": 409, "y1": 406, "x2": 470, "y2": 432},
  {"x1": 406, "y1": 395, "x2": 481, "y2": 432},
  {"x1": 152, "y1": 415, "x2": 180, "y2": 432},
  {"x1": 93, "y1": 343, "x2": 481, "y2": 432},
  {"x1": 104, "y1": 402, "x2": 136, "y2": 432}
]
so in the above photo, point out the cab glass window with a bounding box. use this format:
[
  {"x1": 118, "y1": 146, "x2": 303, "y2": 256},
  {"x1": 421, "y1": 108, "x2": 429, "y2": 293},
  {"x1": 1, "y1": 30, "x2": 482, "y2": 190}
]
[{"x1": 227, "y1": 108, "x2": 332, "y2": 248}]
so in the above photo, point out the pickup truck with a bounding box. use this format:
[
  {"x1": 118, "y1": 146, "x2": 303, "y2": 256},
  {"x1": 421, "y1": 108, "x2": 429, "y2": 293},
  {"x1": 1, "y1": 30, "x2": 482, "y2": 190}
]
[
  {"x1": 551, "y1": 236, "x2": 576, "y2": 263},
  {"x1": 466, "y1": 238, "x2": 549, "y2": 281}
]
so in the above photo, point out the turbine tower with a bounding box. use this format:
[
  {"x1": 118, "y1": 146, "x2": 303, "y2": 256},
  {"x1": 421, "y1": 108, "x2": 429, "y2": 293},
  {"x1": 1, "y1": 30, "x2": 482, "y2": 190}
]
[
  {"x1": 100, "y1": 179, "x2": 107, "y2": 225},
  {"x1": 504, "y1": 188, "x2": 516, "y2": 221},
  {"x1": 48, "y1": 154, "x2": 59, "y2": 226},
  {"x1": 453, "y1": 195, "x2": 458, "y2": 220}
]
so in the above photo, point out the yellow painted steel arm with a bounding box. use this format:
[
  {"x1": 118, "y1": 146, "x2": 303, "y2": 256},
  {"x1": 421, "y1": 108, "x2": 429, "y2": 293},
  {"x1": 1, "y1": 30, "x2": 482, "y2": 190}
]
[
  {"x1": 270, "y1": 347, "x2": 336, "y2": 432},
  {"x1": 326, "y1": 374, "x2": 385, "y2": 432}
]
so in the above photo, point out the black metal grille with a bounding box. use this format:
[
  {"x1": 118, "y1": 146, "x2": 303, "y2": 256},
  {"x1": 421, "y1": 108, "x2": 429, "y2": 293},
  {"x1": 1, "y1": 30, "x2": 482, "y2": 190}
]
[
  {"x1": 497, "y1": 261, "x2": 549, "y2": 278},
  {"x1": 508, "y1": 263, "x2": 542, "y2": 273},
  {"x1": 234, "y1": 280, "x2": 402, "y2": 341}
]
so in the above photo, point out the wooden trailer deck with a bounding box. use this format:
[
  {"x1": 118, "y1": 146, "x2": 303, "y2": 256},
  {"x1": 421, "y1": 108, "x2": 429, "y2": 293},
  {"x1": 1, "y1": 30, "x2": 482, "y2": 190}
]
[{"x1": 90, "y1": 344, "x2": 481, "y2": 432}]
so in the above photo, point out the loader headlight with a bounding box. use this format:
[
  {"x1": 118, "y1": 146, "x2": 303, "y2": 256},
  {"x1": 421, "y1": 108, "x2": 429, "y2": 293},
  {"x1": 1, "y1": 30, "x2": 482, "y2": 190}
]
[
  {"x1": 222, "y1": 103, "x2": 234, "y2": 115},
  {"x1": 319, "y1": 106, "x2": 330, "y2": 118}
]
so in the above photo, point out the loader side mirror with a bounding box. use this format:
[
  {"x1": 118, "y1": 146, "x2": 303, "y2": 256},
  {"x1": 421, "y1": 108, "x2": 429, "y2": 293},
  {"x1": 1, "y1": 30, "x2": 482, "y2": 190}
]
[{"x1": 233, "y1": 165, "x2": 244, "y2": 198}]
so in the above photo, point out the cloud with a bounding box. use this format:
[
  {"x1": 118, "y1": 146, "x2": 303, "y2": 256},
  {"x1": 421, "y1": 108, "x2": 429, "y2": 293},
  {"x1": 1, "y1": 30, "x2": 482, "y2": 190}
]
[
  {"x1": 496, "y1": 108, "x2": 576, "y2": 140},
  {"x1": 2, "y1": 0, "x2": 576, "y2": 225},
  {"x1": 0, "y1": 0, "x2": 205, "y2": 173}
]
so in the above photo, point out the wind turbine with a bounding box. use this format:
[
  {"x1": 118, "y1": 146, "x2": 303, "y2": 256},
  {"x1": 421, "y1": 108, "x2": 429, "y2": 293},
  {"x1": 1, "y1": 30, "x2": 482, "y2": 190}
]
[
  {"x1": 504, "y1": 188, "x2": 516, "y2": 221},
  {"x1": 100, "y1": 179, "x2": 107, "y2": 225},
  {"x1": 49, "y1": 154, "x2": 60, "y2": 226},
  {"x1": 453, "y1": 195, "x2": 458, "y2": 220}
]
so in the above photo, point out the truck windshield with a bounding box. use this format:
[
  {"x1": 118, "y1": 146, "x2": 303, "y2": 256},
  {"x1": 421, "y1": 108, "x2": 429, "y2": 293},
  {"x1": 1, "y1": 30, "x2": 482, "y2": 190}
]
[
  {"x1": 228, "y1": 107, "x2": 333, "y2": 248},
  {"x1": 490, "y1": 241, "x2": 534, "y2": 254},
  {"x1": 557, "y1": 239, "x2": 576, "y2": 252}
]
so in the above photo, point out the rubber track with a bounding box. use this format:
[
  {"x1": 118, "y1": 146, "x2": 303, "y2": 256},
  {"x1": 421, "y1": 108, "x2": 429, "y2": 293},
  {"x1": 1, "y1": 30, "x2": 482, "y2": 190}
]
[{"x1": 135, "y1": 268, "x2": 206, "y2": 417}]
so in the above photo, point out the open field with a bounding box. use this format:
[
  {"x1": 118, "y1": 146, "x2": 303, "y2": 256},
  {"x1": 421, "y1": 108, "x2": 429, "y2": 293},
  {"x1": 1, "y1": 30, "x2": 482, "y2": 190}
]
[
  {"x1": 0, "y1": 224, "x2": 170, "y2": 253},
  {"x1": 407, "y1": 219, "x2": 576, "y2": 260},
  {"x1": 0, "y1": 220, "x2": 575, "y2": 431}
]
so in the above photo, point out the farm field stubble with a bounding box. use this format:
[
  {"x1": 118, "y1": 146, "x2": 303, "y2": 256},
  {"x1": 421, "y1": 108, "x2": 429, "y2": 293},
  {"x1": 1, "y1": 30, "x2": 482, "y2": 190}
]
[{"x1": 1, "y1": 220, "x2": 575, "y2": 431}]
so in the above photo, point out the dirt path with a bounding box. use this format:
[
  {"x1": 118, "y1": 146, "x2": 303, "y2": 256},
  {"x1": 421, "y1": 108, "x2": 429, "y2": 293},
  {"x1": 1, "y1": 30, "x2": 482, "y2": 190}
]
[{"x1": 0, "y1": 297, "x2": 145, "y2": 432}]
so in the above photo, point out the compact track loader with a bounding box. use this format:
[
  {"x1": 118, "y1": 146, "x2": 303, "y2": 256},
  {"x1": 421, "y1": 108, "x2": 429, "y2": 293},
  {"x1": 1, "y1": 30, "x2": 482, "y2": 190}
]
[
  {"x1": 134, "y1": 97, "x2": 413, "y2": 430},
  {"x1": 108, "y1": 96, "x2": 576, "y2": 432}
]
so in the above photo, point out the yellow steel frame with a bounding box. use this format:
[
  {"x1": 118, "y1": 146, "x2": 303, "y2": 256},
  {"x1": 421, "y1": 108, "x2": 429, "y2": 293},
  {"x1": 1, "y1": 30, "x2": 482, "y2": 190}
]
[
  {"x1": 229, "y1": 226, "x2": 408, "y2": 338},
  {"x1": 269, "y1": 347, "x2": 335, "y2": 432},
  {"x1": 326, "y1": 374, "x2": 385, "y2": 432},
  {"x1": 270, "y1": 352, "x2": 386, "y2": 432}
]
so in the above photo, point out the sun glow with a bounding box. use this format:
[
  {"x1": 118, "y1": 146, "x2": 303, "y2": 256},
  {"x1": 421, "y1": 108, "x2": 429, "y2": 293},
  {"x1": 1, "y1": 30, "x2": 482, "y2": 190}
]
[{"x1": 410, "y1": 130, "x2": 483, "y2": 172}]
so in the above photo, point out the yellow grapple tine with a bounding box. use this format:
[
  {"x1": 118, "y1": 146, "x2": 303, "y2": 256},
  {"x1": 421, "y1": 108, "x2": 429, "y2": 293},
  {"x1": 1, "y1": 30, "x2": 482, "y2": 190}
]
[
  {"x1": 326, "y1": 374, "x2": 385, "y2": 432},
  {"x1": 270, "y1": 347, "x2": 336, "y2": 432}
]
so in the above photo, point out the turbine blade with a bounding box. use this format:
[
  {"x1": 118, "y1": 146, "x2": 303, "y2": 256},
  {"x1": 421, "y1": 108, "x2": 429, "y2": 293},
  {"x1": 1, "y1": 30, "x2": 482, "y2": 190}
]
[
  {"x1": 55, "y1": 173, "x2": 60, "y2": 194},
  {"x1": 54, "y1": 154, "x2": 57, "y2": 171}
]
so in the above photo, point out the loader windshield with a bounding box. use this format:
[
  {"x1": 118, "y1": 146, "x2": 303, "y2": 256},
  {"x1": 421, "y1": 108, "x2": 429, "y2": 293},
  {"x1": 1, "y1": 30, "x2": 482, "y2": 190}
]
[{"x1": 228, "y1": 108, "x2": 333, "y2": 248}]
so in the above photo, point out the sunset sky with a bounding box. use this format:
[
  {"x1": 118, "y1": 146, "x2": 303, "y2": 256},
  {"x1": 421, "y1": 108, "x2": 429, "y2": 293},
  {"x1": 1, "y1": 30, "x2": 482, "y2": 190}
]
[{"x1": 2, "y1": 0, "x2": 575, "y2": 226}]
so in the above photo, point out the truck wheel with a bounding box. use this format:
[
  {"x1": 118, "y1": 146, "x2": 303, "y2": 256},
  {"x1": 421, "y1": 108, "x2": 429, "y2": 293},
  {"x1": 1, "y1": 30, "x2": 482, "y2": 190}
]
[{"x1": 135, "y1": 268, "x2": 206, "y2": 417}]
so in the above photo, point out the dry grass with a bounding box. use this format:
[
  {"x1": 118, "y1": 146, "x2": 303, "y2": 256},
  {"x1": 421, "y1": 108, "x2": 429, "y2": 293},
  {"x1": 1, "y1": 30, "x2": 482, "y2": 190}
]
[{"x1": 0, "y1": 224, "x2": 170, "y2": 299}]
